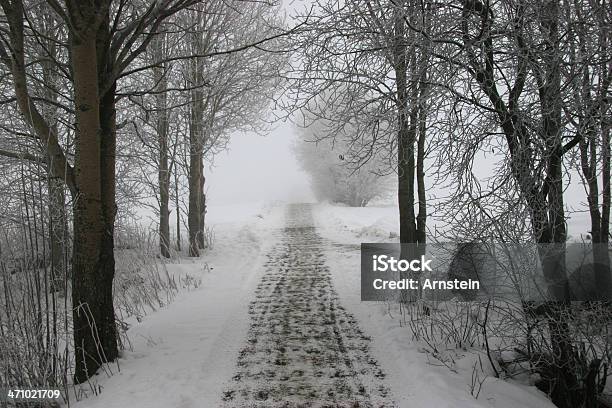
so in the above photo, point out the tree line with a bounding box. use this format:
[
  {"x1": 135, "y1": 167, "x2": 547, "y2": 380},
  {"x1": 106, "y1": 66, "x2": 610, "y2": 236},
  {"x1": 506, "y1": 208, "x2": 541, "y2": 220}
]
[
  {"x1": 0, "y1": 0, "x2": 610, "y2": 406},
  {"x1": 0, "y1": 0, "x2": 288, "y2": 386},
  {"x1": 285, "y1": 1, "x2": 611, "y2": 407}
]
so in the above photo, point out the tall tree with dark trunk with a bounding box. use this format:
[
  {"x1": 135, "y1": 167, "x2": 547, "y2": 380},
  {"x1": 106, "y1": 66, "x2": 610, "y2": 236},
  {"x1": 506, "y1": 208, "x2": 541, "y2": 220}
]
[
  {"x1": 0, "y1": 0, "x2": 199, "y2": 382},
  {"x1": 389, "y1": 3, "x2": 430, "y2": 296},
  {"x1": 69, "y1": 3, "x2": 118, "y2": 381},
  {"x1": 183, "y1": 2, "x2": 215, "y2": 257},
  {"x1": 290, "y1": 0, "x2": 435, "y2": 246},
  {"x1": 187, "y1": 73, "x2": 204, "y2": 256}
]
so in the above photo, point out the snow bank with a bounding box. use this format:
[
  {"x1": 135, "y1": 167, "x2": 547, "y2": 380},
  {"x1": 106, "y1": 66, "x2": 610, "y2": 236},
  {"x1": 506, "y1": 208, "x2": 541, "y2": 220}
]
[{"x1": 314, "y1": 202, "x2": 400, "y2": 242}]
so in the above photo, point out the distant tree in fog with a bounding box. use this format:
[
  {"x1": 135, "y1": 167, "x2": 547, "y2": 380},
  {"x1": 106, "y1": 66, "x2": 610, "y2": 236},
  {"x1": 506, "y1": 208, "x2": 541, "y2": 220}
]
[{"x1": 294, "y1": 124, "x2": 392, "y2": 207}]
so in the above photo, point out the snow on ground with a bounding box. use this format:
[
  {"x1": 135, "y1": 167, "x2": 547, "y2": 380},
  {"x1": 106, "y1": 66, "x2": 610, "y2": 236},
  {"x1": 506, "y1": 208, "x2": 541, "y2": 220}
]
[
  {"x1": 313, "y1": 202, "x2": 400, "y2": 242},
  {"x1": 313, "y1": 201, "x2": 591, "y2": 242},
  {"x1": 73, "y1": 201, "x2": 575, "y2": 408},
  {"x1": 312, "y1": 203, "x2": 558, "y2": 408},
  {"x1": 73, "y1": 202, "x2": 284, "y2": 408}
]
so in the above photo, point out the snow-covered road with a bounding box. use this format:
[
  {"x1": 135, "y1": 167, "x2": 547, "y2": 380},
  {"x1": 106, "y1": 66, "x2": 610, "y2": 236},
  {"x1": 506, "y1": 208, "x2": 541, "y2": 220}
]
[{"x1": 222, "y1": 203, "x2": 396, "y2": 407}]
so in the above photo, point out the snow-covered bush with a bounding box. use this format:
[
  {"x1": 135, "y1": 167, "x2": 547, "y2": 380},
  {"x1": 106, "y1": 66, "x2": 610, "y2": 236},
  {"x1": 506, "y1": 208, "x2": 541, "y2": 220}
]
[
  {"x1": 113, "y1": 223, "x2": 201, "y2": 328},
  {"x1": 0, "y1": 216, "x2": 201, "y2": 404}
]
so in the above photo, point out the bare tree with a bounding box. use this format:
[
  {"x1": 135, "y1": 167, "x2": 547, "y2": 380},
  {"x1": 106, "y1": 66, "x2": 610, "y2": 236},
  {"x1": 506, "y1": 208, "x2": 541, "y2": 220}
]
[
  {"x1": 153, "y1": 31, "x2": 173, "y2": 258},
  {"x1": 564, "y1": 0, "x2": 612, "y2": 301},
  {"x1": 179, "y1": 1, "x2": 286, "y2": 256},
  {"x1": 419, "y1": 0, "x2": 610, "y2": 405},
  {"x1": 294, "y1": 120, "x2": 393, "y2": 206},
  {"x1": 287, "y1": 0, "x2": 440, "y2": 246},
  {"x1": 0, "y1": 0, "x2": 300, "y2": 387},
  {"x1": 0, "y1": 0, "x2": 198, "y2": 382}
]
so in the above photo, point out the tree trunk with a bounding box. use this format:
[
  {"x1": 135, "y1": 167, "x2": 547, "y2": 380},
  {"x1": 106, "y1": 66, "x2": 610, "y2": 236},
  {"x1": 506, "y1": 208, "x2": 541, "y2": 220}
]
[
  {"x1": 394, "y1": 6, "x2": 417, "y2": 246},
  {"x1": 574, "y1": 2, "x2": 612, "y2": 301},
  {"x1": 153, "y1": 35, "x2": 171, "y2": 258},
  {"x1": 580, "y1": 123, "x2": 611, "y2": 300},
  {"x1": 596, "y1": 119, "x2": 611, "y2": 301},
  {"x1": 98, "y1": 74, "x2": 119, "y2": 364},
  {"x1": 175, "y1": 171, "x2": 182, "y2": 252},
  {"x1": 536, "y1": 3, "x2": 577, "y2": 405},
  {"x1": 187, "y1": 50, "x2": 205, "y2": 256},
  {"x1": 197, "y1": 163, "x2": 206, "y2": 249},
  {"x1": 71, "y1": 28, "x2": 117, "y2": 383},
  {"x1": 96, "y1": 82, "x2": 119, "y2": 379},
  {"x1": 415, "y1": 34, "x2": 429, "y2": 245},
  {"x1": 160, "y1": 155, "x2": 171, "y2": 258},
  {"x1": 394, "y1": 4, "x2": 424, "y2": 303},
  {"x1": 48, "y1": 176, "x2": 66, "y2": 293},
  {"x1": 188, "y1": 101, "x2": 203, "y2": 257}
]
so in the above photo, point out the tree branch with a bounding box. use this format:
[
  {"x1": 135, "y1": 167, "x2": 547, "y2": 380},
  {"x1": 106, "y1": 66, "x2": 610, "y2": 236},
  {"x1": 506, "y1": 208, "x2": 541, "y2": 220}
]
[{"x1": 0, "y1": 148, "x2": 42, "y2": 162}]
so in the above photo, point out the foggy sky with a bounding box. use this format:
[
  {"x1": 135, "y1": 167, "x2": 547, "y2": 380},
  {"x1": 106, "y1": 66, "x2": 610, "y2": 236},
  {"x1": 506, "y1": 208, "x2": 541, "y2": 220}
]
[{"x1": 206, "y1": 121, "x2": 315, "y2": 205}]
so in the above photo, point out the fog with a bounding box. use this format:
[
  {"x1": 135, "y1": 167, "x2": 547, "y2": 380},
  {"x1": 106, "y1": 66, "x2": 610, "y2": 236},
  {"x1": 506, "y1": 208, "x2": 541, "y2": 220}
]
[
  {"x1": 206, "y1": 121, "x2": 315, "y2": 205},
  {"x1": 206, "y1": 120, "x2": 590, "y2": 240}
]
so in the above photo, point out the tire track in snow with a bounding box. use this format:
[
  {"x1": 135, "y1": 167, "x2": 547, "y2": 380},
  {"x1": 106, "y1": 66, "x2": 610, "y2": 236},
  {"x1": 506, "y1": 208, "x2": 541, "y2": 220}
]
[{"x1": 222, "y1": 204, "x2": 397, "y2": 408}]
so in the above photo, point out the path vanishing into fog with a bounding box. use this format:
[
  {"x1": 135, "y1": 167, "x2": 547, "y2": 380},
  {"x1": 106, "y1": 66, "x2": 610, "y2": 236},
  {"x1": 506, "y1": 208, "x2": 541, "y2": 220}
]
[{"x1": 222, "y1": 204, "x2": 397, "y2": 408}]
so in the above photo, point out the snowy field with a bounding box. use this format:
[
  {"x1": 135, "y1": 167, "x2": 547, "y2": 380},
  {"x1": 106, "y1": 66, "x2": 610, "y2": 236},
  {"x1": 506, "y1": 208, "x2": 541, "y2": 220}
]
[{"x1": 73, "y1": 202, "x2": 568, "y2": 408}]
